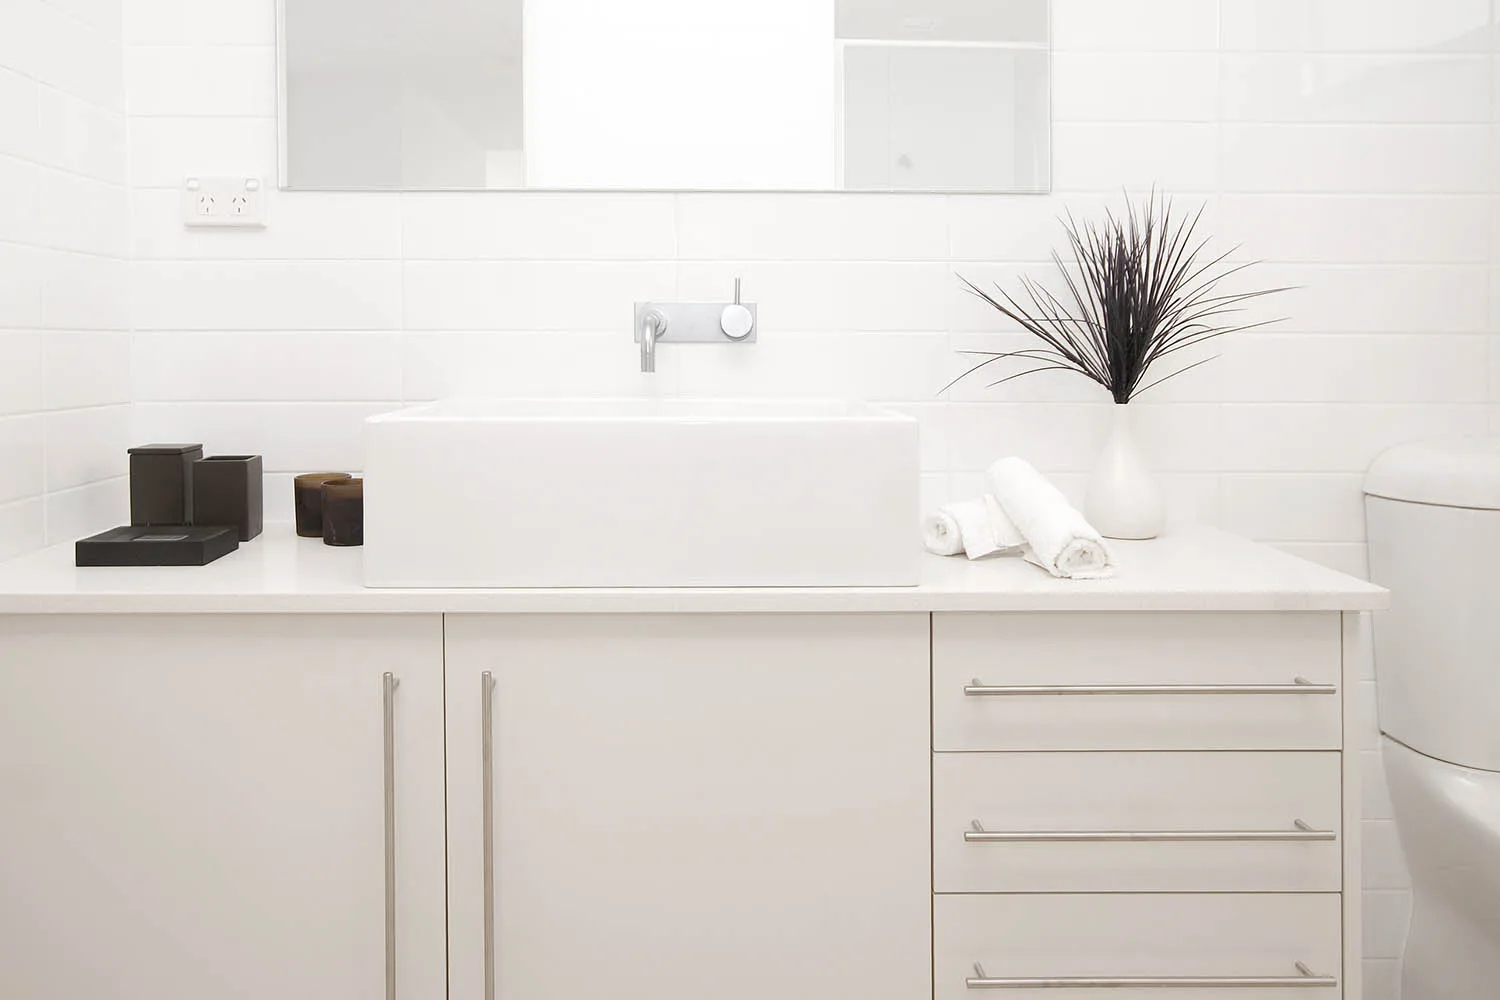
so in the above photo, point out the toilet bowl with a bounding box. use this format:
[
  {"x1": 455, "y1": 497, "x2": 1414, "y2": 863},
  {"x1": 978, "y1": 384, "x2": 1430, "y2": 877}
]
[
  {"x1": 1382, "y1": 738, "x2": 1500, "y2": 999},
  {"x1": 1366, "y1": 438, "x2": 1500, "y2": 1000}
]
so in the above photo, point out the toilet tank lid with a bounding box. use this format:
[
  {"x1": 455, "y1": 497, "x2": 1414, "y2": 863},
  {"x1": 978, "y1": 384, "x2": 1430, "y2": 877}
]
[{"x1": 1366, "y1": 437, "x2": 1500, "y2": 509}]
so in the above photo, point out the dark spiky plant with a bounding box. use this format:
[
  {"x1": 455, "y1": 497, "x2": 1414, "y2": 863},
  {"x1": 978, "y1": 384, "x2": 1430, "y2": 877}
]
[{"x1": 947, "y1": 192, "x2": 1287, "y2": 402}]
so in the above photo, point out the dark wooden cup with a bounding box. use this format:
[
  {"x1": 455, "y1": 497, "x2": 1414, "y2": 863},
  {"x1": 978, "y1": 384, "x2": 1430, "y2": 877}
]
[
  {"x1": 322, "y1": 478, "x2": 364, "y2": 547},
  {"x1": 295, "y1": 472, "x2": 352, "y2": 537}
]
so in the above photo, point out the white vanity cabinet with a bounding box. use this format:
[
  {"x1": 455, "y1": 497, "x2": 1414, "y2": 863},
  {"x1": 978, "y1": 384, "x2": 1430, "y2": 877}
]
[
  {"x1": 0, "y1": 527, "x2": 1384, "y2": 1000},
  {"x1": 442, "y1": 613, "x2": 933, "y2": 1000},
  {"x1": 0, "y1": 615, "x2": 448, "y2": 1000}
]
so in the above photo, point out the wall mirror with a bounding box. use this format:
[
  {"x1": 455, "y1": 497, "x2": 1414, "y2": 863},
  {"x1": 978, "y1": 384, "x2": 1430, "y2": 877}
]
[{"x1": 278, "y1": 0, "x2": 1051, "y2": 193}]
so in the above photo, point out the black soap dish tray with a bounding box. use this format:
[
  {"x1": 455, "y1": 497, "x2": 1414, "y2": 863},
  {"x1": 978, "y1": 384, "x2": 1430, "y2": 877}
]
[{"x1": 75, "y1": 525, "x2": 240, "y2": 567}]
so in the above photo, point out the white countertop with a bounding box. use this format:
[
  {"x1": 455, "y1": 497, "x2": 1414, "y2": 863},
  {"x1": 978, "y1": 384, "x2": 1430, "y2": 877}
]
[{"x1": 0, "y1": 524, "x2": 1388, "y2": 614}]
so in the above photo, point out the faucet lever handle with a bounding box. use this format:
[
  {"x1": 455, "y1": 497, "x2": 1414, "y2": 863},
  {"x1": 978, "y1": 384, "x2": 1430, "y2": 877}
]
[{"x1": 721, "y1": 280, "x2": 755, "y2": 341}]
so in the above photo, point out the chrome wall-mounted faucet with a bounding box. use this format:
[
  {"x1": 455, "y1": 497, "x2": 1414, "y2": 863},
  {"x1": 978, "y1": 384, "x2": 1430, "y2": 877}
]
[
  {"x1": 639, "y1": 308, "x2": 665, "y2": 373},
  {"x1": 634, "y1": 278, "x2": 757, "y2": 374}
]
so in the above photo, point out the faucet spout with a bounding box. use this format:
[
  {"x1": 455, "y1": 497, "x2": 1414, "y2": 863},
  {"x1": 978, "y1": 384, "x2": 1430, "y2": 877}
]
[{"x1": 640, "y1": 309, "x2": 663, "y2": 373}]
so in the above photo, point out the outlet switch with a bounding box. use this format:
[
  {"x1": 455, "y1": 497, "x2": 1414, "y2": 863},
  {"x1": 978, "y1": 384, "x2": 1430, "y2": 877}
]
[{"x1": 182, "y1": 177, "x2": 266, "y2": 228}]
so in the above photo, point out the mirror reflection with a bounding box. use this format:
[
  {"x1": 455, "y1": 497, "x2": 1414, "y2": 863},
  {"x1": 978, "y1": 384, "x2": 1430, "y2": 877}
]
[{"x1": 280, "y1": 0, "x2": 1051, "y2": 192}]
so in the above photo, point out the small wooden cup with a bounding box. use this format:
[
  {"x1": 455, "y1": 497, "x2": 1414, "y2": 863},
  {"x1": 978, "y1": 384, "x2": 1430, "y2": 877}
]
[
  {"x1": 295, "y1": 472, "x2": 351, "y2": 537},
  {"x1": 322, "y1": 477, "x2": 364, "y2": 547}
]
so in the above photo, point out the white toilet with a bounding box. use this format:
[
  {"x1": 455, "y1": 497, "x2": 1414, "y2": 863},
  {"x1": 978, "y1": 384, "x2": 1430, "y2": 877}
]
[{"x1": 1366, "y1": 438, "x2": 1500, "y2": 1000}]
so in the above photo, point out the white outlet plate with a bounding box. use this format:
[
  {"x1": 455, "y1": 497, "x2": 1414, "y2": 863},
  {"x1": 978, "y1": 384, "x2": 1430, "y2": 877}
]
[{"x1": 181, "y1": 176, "x2": 266, "y2": 228}]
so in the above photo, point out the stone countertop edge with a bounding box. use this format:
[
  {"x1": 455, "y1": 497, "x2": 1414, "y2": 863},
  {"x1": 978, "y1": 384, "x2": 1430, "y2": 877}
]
[{"x1": 0, "y1": 524, "x2": 1389, "y2": 615}]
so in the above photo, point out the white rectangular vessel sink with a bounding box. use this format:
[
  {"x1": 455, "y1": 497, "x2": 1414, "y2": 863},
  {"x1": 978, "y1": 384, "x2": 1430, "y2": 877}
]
[{"x1": 363, "y1": 397, "x2": 920, "y2": 588}]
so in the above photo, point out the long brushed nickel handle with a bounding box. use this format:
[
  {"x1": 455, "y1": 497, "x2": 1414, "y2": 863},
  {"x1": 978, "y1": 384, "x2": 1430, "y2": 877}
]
[
  {"x1": 482, "y1": 671, "x2": 496, "y2": 1000},
  {"x1": 382, "y1": 672, "x2": 400, "y2": 1000},
  {"x1": 965, "y1": 818, "x2": 1337, "y2": 843},
  {"x1": 967, "y1": 961, "x2": 1337, "y2": 989},
  {"x1": 964, "y1": 677, "x2": 1336, "y2": 697}
]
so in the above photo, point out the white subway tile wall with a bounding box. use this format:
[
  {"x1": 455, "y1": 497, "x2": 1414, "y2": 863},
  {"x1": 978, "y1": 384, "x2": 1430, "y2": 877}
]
[{"x1": 0, "y1": 0, "x2": 129, "y2": 560}]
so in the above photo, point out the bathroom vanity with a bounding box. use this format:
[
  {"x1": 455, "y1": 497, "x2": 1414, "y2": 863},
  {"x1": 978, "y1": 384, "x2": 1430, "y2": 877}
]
[{"x1": 0, "y1": 527, "x2": 1385, "y2": 1000}]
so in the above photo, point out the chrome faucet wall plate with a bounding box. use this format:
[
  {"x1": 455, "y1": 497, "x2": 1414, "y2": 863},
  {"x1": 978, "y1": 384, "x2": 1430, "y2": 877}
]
[
  {"x1": 634, "y1": 302, "x2": 759, "y2": 345},
  {"x1": 634, "y1": 278, "x2": 758, "y2": 374}
]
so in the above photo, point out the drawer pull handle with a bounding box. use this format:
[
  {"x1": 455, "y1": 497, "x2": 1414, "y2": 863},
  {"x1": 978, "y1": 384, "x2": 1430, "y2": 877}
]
[
  {"x1": 963, "y1": 677, "x2": 1337, "y2": 697},
  {"x1": 967, "y1": 961, "x2": 1337, "y2": 990},
  {"x1": 482, "y1": 672, "x2": 496, "y2": 1000},
  {"x1": 965, "y1": 818, "x2": 1337, "y2": 843},
  {"x1": 382, "y1": 672, "x2": 400, "y2": 1000}
]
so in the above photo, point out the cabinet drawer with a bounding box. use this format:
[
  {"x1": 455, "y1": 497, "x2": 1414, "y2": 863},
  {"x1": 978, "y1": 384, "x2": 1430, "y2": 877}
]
[
  {"x1": 935, "y1": 893, "x2": 1343, "y2": 1000},
  {"x1": 933, "y1": 612, "x2": 1342, "y2": 750},
  {"x1": 934, "y1": 752, "x2": 1342, "y2": 893}
]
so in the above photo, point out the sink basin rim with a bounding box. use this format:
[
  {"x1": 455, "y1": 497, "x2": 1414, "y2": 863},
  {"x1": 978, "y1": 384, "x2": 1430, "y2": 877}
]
[{"x1": 368, "y1": 396, "x2": 914, "y2": 424}]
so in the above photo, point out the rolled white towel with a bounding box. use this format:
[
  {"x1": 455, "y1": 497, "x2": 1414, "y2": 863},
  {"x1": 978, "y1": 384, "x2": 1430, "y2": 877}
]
[
  {"x1": 987, "y1": 457, "x2": 1114, "y2": 580},
  {"x1": 921, "y1": 508, "x2": 966, "y2": 556},
  {"x1": 922, "y1": 497, "x2": 1025, "y2": 559},
  {"x1": 984, "y1": 494, "x2": 1026, "y2": 550}
]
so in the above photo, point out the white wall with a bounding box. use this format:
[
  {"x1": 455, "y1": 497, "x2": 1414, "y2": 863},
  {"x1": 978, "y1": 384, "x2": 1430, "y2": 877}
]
[
  {"x1": 41, "y1": 0, "x2": 1500, "y2": 993},
  {"x1": 0, "y1": 0, "x2": 131, "y2": 561}
]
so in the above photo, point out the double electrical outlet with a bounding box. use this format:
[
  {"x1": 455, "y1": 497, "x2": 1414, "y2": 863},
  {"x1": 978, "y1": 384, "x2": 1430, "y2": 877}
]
[{"x1": 181, "y1": 176, "x2": 266, "y2": 228}]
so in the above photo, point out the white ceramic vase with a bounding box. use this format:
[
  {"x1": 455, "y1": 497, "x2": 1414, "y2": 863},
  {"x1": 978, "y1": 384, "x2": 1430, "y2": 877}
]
[{"x1": 1085, "y1": 402, "x2": 1166, "y2": 540}]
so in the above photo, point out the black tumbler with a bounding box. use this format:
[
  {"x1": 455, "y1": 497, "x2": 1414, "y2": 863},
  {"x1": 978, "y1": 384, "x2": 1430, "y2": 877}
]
[{"x1": 192, "y1": 455, "x2": 264, "y2": 542}]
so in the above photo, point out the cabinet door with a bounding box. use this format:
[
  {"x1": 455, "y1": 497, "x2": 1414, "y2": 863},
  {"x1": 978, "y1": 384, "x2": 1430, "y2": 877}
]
[
  {"x1": 0, "y1": 615, "x2": 447, "y2": 1000},
  {"x1": 445, "y1": 614, "x2": 931, "y2": 1000}
]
